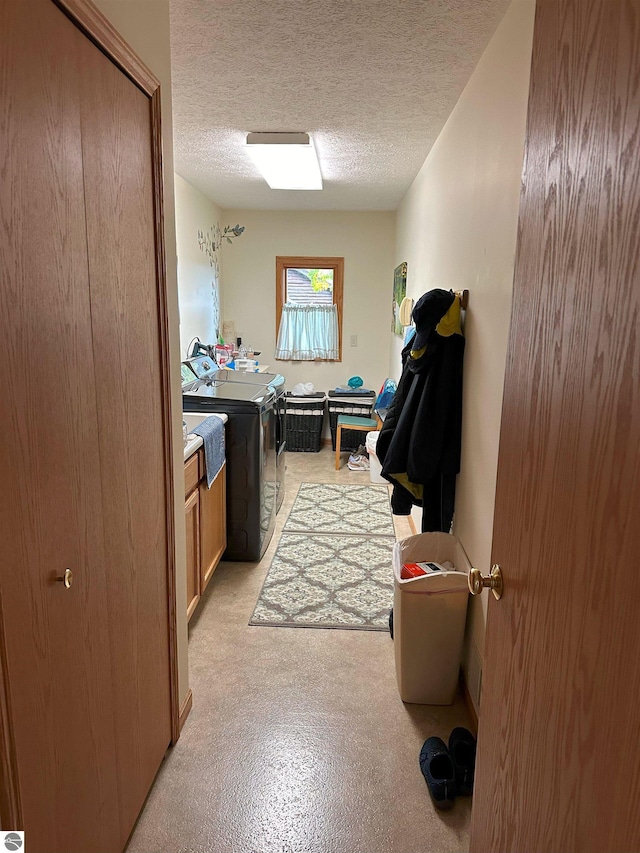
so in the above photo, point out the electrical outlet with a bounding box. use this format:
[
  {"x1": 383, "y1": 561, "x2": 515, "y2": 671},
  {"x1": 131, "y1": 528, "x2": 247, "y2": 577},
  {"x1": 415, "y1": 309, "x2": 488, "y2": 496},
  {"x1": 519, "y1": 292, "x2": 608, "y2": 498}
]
[{"x1": 350, "y1": 334, "x2": 358, "y2": 347}]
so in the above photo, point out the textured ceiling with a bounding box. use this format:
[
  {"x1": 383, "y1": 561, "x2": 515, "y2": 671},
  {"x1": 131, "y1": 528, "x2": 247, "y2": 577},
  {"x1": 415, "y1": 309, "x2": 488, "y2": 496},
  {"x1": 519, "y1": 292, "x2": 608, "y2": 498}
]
[{"x1": 170, "y1": 0, "x2": 511, "y2": 210}]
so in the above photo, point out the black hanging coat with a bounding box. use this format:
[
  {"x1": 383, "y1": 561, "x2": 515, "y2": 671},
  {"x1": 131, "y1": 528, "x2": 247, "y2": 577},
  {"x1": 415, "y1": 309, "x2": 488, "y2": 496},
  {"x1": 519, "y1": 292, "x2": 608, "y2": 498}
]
[{"x1": 376, "y1": 289, "x2": 465, "y2": 531}]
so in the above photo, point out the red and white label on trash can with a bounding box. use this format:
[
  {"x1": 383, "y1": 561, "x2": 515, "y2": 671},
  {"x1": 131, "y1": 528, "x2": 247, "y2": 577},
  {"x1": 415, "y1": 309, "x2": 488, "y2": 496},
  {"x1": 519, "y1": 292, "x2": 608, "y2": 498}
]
[{"x1": 401, "y1": 561, "x2": 450, "y2": 579}]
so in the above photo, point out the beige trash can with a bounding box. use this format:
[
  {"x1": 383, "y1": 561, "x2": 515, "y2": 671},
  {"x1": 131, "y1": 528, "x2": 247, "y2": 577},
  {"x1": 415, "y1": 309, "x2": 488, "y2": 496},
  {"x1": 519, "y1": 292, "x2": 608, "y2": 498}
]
[{"x1": 392, "y1": 532, "x2": 471, "y2": 704}]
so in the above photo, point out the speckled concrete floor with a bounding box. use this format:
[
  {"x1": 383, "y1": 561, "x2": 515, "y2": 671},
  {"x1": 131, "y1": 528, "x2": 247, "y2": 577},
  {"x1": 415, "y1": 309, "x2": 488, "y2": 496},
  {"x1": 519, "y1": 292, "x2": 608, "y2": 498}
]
[{"x1": 127, "y1": 448, "x2": 472, "y2": 853}]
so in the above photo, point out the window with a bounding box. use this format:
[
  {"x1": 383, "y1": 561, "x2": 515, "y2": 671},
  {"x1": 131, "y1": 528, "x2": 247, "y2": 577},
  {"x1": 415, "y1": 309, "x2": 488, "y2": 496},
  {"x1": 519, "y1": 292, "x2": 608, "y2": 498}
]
[{"x1": 275, "y1": 256, "x2": 344, "y2": 361}]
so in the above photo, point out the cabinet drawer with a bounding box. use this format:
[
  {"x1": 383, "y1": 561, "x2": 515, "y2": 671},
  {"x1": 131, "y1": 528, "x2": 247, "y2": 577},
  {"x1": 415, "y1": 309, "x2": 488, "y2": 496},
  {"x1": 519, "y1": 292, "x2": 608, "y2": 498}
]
[{"x1": 184, "y1": 452, "x2": 200, "y2": 498}]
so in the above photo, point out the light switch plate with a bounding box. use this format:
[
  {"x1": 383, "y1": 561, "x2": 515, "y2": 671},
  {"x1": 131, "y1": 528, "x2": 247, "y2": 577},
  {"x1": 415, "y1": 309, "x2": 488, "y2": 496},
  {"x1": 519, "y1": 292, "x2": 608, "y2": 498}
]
[{"x1": 350, "y1": 334, "x2": 358, "y2": 347}]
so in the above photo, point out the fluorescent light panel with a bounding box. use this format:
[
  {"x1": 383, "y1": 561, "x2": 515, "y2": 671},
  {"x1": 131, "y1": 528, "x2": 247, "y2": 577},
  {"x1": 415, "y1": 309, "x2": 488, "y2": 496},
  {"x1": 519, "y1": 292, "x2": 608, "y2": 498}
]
[{"x1": 246, "y1": 132, "x2": 323, "y2": 190}]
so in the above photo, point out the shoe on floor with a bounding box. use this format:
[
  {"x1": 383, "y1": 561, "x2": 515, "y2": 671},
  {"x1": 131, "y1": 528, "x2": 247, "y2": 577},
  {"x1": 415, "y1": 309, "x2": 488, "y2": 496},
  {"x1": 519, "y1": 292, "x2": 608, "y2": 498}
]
[
  {"x1": 419, "y1": 737, "x2": 456, "y2": 810},
  {"x1": 448, "y1": 727, "x2": 476, "y2": 795},
  {"x1": 347, "y1": 453, "x2": 370, "y2": 471}
]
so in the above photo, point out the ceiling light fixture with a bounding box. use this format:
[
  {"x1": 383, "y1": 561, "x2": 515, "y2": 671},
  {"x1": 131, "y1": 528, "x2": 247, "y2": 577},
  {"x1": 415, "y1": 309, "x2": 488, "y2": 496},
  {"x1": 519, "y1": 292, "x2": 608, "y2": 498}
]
[{"x1": 246, "y1": 132, "x2": 323, "y2": 190}]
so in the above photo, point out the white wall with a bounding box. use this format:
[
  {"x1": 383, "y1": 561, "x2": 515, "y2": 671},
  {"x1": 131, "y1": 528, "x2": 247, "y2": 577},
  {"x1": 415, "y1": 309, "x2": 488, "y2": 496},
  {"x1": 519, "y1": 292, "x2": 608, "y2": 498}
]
[
  {"x1": 391, "y1": 0, "x2": 536, "y2": 712},
  {"x1": 221, "y1": 210, "x2": 396, "y2": 395},
  {"x1": 175, "y1": 174, "x2": 224, "y2": 358},
  {"x1": 92, "y1": 0, "x2": 190, "y2": 707}
]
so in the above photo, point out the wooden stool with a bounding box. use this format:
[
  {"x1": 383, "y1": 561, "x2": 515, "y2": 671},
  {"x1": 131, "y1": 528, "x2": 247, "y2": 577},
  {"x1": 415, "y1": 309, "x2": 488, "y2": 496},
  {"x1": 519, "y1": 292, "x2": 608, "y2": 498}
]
[{"x1": 335, "y1": 414, "x2": 381, "y2": 470}]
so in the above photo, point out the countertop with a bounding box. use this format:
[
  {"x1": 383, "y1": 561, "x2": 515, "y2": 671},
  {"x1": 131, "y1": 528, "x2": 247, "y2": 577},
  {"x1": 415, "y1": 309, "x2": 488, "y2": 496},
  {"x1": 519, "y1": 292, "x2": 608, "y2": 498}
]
[
  {"x1": 183, "y1": 413, "x2": 228, "y2": 461},
  {"x1": 227, "y1": 364, "x2": 271, "y2": 373}
]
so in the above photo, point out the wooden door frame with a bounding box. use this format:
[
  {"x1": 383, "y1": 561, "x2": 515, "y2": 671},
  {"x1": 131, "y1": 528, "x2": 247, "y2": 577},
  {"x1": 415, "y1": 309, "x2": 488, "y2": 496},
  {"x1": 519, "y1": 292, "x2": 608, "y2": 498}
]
[{"x1": 0, "y1": 0, "x2": 180, "y2": 831}]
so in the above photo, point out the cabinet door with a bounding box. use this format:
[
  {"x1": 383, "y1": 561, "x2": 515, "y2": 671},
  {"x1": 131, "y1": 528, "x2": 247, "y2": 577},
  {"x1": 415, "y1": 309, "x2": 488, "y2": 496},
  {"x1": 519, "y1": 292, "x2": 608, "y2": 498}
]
[
  {"x1": 185, "y1": 489, "x2": 201, "y2": 621},
  {"x1": 77, "y1": 28, "x2": 173, "y2": 847},
  {"x1": 200, "y1": 463, "x2": 227, "y2": 593},
  {"x1": 0, "y1": 2, "x2": 120, "y2": 850}
]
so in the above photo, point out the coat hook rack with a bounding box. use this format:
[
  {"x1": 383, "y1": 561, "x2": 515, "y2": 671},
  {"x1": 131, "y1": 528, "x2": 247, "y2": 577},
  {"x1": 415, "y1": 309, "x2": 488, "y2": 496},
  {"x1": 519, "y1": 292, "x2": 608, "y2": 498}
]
[{"x1": 455, "y1": 289, "x2": 469, "y2": 309}]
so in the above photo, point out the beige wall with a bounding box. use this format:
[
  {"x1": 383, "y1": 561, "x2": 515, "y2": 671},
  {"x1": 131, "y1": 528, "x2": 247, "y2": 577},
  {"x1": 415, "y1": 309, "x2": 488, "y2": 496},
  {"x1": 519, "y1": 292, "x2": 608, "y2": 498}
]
[
  {"x1": 175, "y1": 174, "x2": 224, "y2": 358},
  {"x1": 92, "y1": 0, "x2": 535, "y2": 717},
  {"x1": 93, "y1": 0, "x2": 190, "y2": 706},
  {"x1": 221, "y1": 210, "x2": 396, "y2": 395},
  {"x1": 392, "y1": 0, "x2": 536, "y2": 712}
]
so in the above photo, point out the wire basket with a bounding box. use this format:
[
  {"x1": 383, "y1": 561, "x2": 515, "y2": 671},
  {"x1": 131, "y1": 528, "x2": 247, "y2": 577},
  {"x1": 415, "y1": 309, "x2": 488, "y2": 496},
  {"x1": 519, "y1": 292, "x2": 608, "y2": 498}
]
[
  {"x1": 284, "y1": 393, "x2": 326, "y2": 452},
  {"x1": 327, "y1": 391, "x2": 376, "y2": 452}
]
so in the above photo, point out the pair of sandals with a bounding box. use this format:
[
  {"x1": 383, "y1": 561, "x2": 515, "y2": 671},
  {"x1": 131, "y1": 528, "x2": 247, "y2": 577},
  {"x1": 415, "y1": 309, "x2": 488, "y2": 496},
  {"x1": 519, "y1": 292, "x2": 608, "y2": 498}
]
[{"x1": 419, "y1": 727, "x2": 476, "y2": 810}]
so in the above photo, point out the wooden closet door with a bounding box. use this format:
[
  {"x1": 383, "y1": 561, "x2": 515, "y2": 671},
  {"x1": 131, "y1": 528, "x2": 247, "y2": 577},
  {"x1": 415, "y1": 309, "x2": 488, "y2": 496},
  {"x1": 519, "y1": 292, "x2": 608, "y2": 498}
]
[
  {"x1": 77, "y1": 32, "x2": 173, "y2": 847},
  {"x1": 0, "y1": 2, "x2": 120, "y2": 851}
]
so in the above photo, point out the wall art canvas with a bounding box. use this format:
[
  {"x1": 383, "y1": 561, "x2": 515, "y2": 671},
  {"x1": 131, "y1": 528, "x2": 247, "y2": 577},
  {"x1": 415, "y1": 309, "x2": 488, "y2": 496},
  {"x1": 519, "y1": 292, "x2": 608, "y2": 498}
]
[{"x1": 392, "y1": 262, "x2": 407, "y2": 336}]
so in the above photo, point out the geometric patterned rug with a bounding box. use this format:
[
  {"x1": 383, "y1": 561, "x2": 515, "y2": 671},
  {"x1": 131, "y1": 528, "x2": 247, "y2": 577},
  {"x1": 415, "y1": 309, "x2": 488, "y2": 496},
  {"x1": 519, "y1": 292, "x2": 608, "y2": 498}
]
[
  {"x1": 249, "y1": 534, "x2": 396, "y2": 631},
  {"x1": 283, "y1": 483, "x2": 395, "y2": 537}
]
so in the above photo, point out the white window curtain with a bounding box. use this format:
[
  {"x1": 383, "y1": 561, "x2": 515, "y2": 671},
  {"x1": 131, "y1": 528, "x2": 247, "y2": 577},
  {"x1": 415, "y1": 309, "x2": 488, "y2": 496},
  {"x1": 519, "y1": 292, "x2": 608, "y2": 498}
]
[{"x1": 275, "y1": 303, "x2": 339, "y2": 360}]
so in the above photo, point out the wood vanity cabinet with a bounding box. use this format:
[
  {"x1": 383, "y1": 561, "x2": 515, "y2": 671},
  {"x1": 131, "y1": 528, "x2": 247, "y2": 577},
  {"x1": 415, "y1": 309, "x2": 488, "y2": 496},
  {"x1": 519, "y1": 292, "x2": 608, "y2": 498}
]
[{"x1": 184, "y1": 450, "x2": 226, "y2": 621}]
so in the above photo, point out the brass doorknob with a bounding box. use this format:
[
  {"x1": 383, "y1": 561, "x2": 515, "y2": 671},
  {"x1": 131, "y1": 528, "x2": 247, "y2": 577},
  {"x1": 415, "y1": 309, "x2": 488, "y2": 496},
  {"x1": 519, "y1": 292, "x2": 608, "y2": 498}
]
[
  {"x1": 468, "y1": 564, "x2": 503, "y2": 600},
  {"x1": 56, "y1": 568, "x2": 73, "y2": 589}
]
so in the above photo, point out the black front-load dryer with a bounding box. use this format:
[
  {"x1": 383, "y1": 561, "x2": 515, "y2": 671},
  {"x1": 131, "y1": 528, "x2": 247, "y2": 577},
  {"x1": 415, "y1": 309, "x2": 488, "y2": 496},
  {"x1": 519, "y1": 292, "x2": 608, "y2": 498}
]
[{"x1": 183, "y1": 375, "x2": 277, "y2": 562}]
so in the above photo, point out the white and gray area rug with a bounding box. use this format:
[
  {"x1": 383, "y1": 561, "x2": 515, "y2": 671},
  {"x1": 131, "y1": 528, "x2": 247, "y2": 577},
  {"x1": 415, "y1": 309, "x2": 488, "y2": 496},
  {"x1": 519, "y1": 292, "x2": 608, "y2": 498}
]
[
  {"x1": 283, "y1": 482, "x2": 395, "y2": 537},
  {"x1": 250, "y1": 534, "x2": 396, "y2": 631},
  {"x1": 251, "y1": 483, "x2": 396, "y2": 631}
]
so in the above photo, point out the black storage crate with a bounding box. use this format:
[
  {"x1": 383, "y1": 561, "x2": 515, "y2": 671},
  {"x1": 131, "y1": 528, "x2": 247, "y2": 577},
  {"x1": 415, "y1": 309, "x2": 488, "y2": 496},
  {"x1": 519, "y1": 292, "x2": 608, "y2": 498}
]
[
  {"x1": 284, "y1": 392, "x2": 326, "y2": 452},
  {"x1": 328, "y1": 390, "x2": 376, "y2": 452}
]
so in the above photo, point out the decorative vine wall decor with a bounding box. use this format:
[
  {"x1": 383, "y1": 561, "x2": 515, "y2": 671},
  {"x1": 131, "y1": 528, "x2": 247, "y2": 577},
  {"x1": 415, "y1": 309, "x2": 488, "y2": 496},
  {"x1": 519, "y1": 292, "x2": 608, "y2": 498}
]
[
  {"x1": 197, "y1": 222, "x2": 245, "y2": 342},
  {"x1": 197, "y1": 222, "x2": 245, "y2": 272}
]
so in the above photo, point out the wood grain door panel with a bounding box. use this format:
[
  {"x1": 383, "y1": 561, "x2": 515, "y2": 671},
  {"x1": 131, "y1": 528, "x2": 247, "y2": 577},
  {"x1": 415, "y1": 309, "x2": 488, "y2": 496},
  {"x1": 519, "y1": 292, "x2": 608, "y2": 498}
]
[
  {"x1": 471, "y1": 1, "x2": 640, "y2": 851},
  {"x1": 77, "y1": 34, "x2": 172, "y2": 847},
  {"x1": 185, "y1": 489, "x2": 200, "y2": 621},
  {"x1": 0, "y1": 1, "x2": 120, "y2": 850},
  {"x1": 200, "y1": 463, "x2": 227, "y2": 593}
]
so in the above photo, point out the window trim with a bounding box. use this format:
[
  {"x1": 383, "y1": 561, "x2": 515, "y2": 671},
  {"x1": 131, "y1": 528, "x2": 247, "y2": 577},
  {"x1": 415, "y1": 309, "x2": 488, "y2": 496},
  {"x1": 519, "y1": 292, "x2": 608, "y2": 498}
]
[{"x1": 275, "y1": 256, "x2": 344, "y2": 361}]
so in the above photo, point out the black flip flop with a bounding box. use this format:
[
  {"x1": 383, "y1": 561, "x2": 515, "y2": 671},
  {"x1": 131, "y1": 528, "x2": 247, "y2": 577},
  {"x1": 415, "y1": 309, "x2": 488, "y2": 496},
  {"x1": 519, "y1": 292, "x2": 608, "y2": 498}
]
[
  {"x1": 419, "y1": 737, "x2": 456, "y2": 810},
  {"x1": 448, "y1": 727, "x2": 476, "y2": 795}
]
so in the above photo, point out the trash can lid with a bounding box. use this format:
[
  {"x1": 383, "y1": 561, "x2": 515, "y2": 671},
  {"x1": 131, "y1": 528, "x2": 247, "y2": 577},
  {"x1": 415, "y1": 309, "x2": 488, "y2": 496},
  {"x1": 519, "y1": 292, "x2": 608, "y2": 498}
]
[
  {"x1": 365, "y1": 430, "x2": 380, "y2": 452},
  {"x1": 392, "y1": 540, "x2": 471, "y2": 592}
]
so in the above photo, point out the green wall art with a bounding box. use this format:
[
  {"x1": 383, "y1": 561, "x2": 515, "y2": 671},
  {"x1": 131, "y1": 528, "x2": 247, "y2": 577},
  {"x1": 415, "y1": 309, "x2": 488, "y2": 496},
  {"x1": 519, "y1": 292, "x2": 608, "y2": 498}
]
[{"x1": 392, "y1": 262, "x2": 407, "y2": 336}]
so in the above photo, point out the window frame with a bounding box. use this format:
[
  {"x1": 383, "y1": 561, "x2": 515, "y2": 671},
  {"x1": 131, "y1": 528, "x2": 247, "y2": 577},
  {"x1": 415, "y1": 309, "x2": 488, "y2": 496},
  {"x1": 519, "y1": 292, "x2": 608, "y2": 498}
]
[{"x1": 275, "y1": 256, "x2": 344, "y2": 361}]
